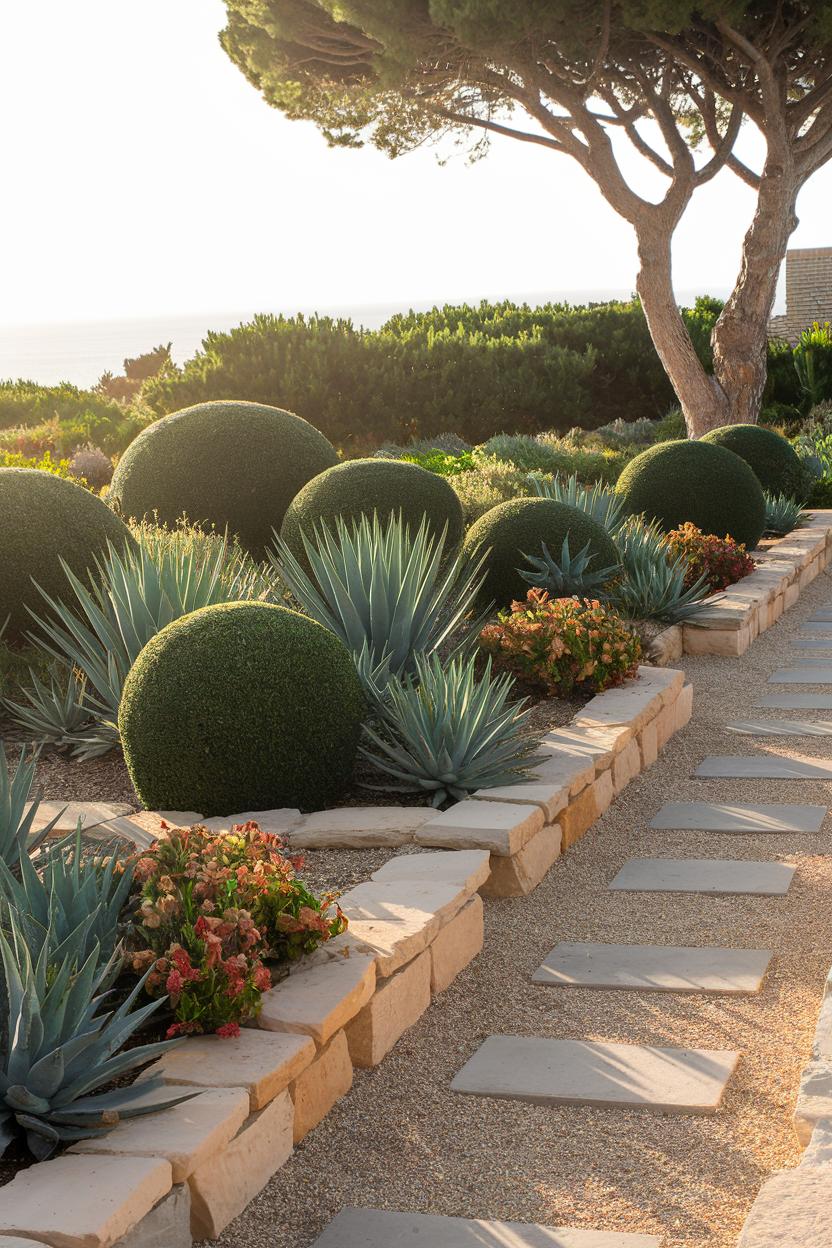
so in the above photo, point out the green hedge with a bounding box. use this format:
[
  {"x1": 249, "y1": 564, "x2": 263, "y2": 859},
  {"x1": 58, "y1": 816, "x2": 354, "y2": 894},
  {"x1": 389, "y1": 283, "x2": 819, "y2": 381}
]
[
  {"x1": 701, "y1": 423, "x2": 805, "y2": 499},
  {"x1": 119, "y1": 601, "x2": 365, "y2": 814}
]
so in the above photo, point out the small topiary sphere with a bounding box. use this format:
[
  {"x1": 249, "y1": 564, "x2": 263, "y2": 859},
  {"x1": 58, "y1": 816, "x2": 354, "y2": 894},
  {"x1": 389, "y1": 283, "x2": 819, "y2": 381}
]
[
  {"x1": 0, "y1": 469, "x2": 135, "y2": 643},
  {"x1": 615, "y1": 438, "x2": 766, "y2": 549},
  {"x1": 701, "y1": 423, "x2": 805, "y2": 499},
  {"x1": 279, "y1": 458, "x2": 465, "y2": 559},
  {"x1": 109, "y1": 401, "x2": 339, "y2": 555},
  {"x1": 119, "y1": 601, "x2": 365, "y2": 814},
  {"x1": 461, "y1": 497, "x2": 620, "y2": 606}
]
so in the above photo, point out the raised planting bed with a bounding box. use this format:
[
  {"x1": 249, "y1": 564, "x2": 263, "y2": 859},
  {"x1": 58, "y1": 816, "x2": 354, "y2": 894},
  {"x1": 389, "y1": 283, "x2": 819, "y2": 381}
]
[{"x1": 650, "y1": 510, "x2": 832, "y2": 663}]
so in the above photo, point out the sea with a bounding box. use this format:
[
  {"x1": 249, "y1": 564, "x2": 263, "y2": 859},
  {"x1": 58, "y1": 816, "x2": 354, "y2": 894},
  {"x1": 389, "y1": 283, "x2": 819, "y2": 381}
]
[{"x1": 0, "y1": 287, "x2": 736, "y2": 389}]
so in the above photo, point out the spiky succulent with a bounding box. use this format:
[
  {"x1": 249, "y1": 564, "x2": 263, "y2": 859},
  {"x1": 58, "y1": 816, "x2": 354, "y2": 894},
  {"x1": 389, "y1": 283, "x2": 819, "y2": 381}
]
[
  {"x1": 520, "y1": 534, "x2": 619, "y2": 598},
  {"x1": 4, "y1": 665, "x2": 93, "y2": 752},
  {"x1": 527, "y1": 470, "x2": 626, "y2": 533},
  {"x1": 764, "y1": 490, "x2": 808, "y2": 536},
  {"x1": 610, "y1": 516, "x2": 712, "y2": 623},
  {"x1": 0, "y1": 742, "x2": 62, "y2": 868},
  {"x1": 360, "y1": 652, "x2": 543, "y2": 806},
  {"x1": 0, "y1": 916, "x2": 192, "y2": 1160}
]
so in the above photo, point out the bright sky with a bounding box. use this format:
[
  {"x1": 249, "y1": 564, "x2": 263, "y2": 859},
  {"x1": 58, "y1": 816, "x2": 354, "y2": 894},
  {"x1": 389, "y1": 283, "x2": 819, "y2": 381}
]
[{"x1": 4, "y1": 0, "x2": 832, "y2": 328}]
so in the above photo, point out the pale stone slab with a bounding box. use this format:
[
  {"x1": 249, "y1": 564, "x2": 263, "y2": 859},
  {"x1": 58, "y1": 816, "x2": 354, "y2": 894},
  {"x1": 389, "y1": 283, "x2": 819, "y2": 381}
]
[
  {"x1": 756, "y1": 693, "x2": 832, "y2": 709},
  {"x1": 335, "y1": 879, "x2": 468, "y2": 975},
  {"x1": 70, "y1": 1087, "x2": 249, "y2": 1181},
  {"x1": 650, "y1": 801, "x2": 826, "y2": 833},
  {"x1": 416, "y1": 800, "x2": 544, "y2": 856},
  {"x1": 697, "y1": 755, "x2": 832, "y2": 779},
  {"x1": 803, "y1": 1117, "x2": 832, "y2": 1166},
  {"x1": 111, "y1": 1185, "x2": 191, "y2": 1248},
  {"x1": 451, "y1": 1035, "x2": 739, "y2": 1114},
  {"x1": 346, "y1": 948, "x2": 432, "y2": 1068},
  {"x1": 25, "y1": 799, "x2": 134, "y2": 835},
  {"x1": 430, "y1": 894, "x2": 484, "y2": 993},
  {"x1": 794, "y1": 638, "x2": 832, "y2": 649},
  {"x1": 291, "y1": 1029, "x2": 353, "y2": 1143},
  {"x1": 370, "y1": 849, "x2": 491, "y2": 895},
  {"x1": 290, "y1": 806, "x2": 434, "y2": 848},
  {"x1": 770, "y1": 666, "x2": 832, "y2": 683},
  {"x1": 311, "y1": 1208, "x2": 662, "y2": 1248},
  {"x1": 727, "y1": 720, "x2": 832, "y2": 737},
  {"x1": 472, "y1": 781, "x2": 569, "y2": 823},
  {"x1": 793, "y1": 1059, "x2": 832, "y2": 1145},
  {"x1": 258, "y1": 953, "x2": 376, "y2": 1044},
  {"x1": 140, "y1": 1029, "x2": 314, "y2": 1110},
  {"x1": 200, "y1": 808, "x2": 301, "y2": 834},
  {"x1": 801, "y1": 621, "x2": 832, "y2": 632},
  {"x1": 0, "y1": 1154, "x2": 173, "y2": 1248},
  {"x1": 609, "y1": 858, "x2": 795, "y2": 896},
  {"x1": 482, "y1": 821, "x2": 562, "y2": 896},
  {"x1": 533, "y1": 942, "x2": 770, "y2": 994},
  {"x1": 737, "y1": 1162, "x2": 832, "y2": 1246}
]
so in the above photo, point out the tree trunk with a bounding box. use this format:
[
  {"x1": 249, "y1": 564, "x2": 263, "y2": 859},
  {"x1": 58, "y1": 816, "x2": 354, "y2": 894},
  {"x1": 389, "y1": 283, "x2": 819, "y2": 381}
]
[{"x1": 636, "y1": 231, "x2": 730, "y2": 437}]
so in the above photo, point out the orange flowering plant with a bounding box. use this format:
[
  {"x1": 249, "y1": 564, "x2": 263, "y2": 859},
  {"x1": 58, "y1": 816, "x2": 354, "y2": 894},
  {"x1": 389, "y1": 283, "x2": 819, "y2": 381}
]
[
  {"x1": 479, "y1": 589, "x2": 642, "y2": 696},
  {"x1": 664, "y1": 523, "x2": 755, "y2": 594},
  {"x1": 126, "y1": 822, "x2": 346, "y2": 1037}
]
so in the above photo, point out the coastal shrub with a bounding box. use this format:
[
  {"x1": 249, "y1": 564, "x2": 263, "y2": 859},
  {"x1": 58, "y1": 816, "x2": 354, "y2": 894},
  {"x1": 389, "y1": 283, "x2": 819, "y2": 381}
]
[
  {"x1": 0, "y1": 468, "x2": 134, "y2": 642},
  {"x1": 67, "y1": 443, "x2": 113, "y2": 489},
  {"x1": 0, "y1": 379, "x2": 124, "y2": 432},
  {"x1": 480, "y1": 590, "x2": 642, "y2": 695},
  {"x1": 280, "y1": 457, "x2": 464, "y2": 560},
  {"x1": 449, "y1": 459, "x2": 530, "y2": 523},
  {"x1": 615, "y1": 439, "x2": 766, "y2": 550},
  {"x1": 119, "y1": 602, "x2": 365, "y2": 813},
  {"x1": 701, "y1": 423, "x2": 804, "y2": 499},
  {"x1": 461, "y1": 497, "x2": 620, "y2": 606},
  {"x1": 665, "y1": 523, "x2": 756, "y2": 593},
  {"x1": 109, "y1": 400, "x2": 338, "y2": 555}
]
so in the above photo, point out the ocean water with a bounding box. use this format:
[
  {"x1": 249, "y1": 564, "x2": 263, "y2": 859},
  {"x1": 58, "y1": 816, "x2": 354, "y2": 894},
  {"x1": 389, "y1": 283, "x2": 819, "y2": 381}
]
[{"x1": 0, "y1": 287, "x2": 731, "y2": 389}]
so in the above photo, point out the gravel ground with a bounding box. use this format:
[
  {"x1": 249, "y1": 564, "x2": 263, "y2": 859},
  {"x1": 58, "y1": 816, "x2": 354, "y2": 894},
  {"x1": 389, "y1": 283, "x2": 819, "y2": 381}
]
[{"x1": 211, "y1": 566, "x2": 832, "y2": 1248}]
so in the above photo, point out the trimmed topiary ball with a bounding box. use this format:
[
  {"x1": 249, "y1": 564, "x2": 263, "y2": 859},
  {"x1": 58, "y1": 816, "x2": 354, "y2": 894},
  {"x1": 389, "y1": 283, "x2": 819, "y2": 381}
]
[
  {"x1": 279, "y1": 458, "x2": 465, "y2": 559},
  {"x1": 615, "y1": 439, "x2": 766, "y2": 550},
  {"x1": 119, "y1": 601, "x2": 365, "y2": 814},
  {"x1": 701, "y1": 423, "x2": 805, "y2": 499},
  {"x1": 0, "y1": 468, "x2": 135, "y2": 643},
  {"x1": 461, "y1": 497, "x2": 620, "y2": 606},
  {"x1": 109, "y1": 401, "x2": 339, "y2": 555}
]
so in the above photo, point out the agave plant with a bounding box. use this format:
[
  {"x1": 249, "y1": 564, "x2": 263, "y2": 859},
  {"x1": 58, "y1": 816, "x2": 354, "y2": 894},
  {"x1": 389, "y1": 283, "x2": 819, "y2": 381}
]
[
  {"x1": 0, "y1": 824, "x2": 133, "y2": 967},
  {"x1": 610, "y1": 517, "x2": 712, "y2": 623},
  {"x1": 270, "y1": 512, "x2": 489, "y2": 692},
  {"x1": 764, "y1": 490, "x2": 808, "y2": 536},
  {"x1": 16, "y1": 531, "x2": 275, "y2": 758},
  {"x1": 0, "y1": 917, "x2": 192, "y2": 1160},
  {"x1": 0, "y1": 742, "x2": 62, "y2": 868},
  {"x1": 519, "y1": 534, "x2": 619, "y2": 598},
  {"x1": 526, "y1": 471, "x2": 627, "y2": 533},
  {"x1": 4, "y1": 665, "x2": 94, "y2": 752},
  {"x1": 360, "y1": 652, "x2": 543, "y2": 806}
]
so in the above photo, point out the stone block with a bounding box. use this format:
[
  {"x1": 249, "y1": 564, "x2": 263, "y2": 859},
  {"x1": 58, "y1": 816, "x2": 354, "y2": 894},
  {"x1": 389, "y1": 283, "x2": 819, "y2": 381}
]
[
  {"x1": 737, "y1": 1162, "x2": 832, "y2": 1246},
  {"x1": 639, "y1": 719, "x2": 658, "y2": 769},
  {"x1": 200, "y1": 808, "x2": 301, "y2": 834},
  {"x1": 802, "y1": 1118, "x2": 832, "y2": 1166},
  {"x1": 592, "y1": 769, "x2": 614, "y2": 818},
  {"x1": 26, "y1": 800, "x2": 134, "y2": 836},
  {"x1": 471, "y1": 781, "x2": 568, "y2": 823},
  {"x1": 335, "y1": 879, "x2": 468, "y2": 975},
  {"x1": 416, "y1": 800, "x2": 543, "y2": 856},
  {"x1": 612, "y1": 740, "x2": 641, "y2": 796},
  {"x1": 0, "y1": 1154, "x2": 172, "y2": 1248},
  {"x1": 674, "y1": 682, "x2": 694, "y2": 730},
  {"x1": 683, "y1": 624, "x2": 750, "y2": 656},
  {"x1": 429, "y1": 894, "x2": 484, "y2": 993},
  {"x1": 310, "y1": 1208, "x2": 662, "y2": 1247},
  {"x1": 634, "y1": 664, "x2": 685, "y2": 708},
  {"x1": 290, "y1": 806, "x2": 434, "y2": 848},
  {"x1": 188, "y1": 1089, "x2": 293, "y2": 1239},
  {"x1": 140, "y1": 1029, "x2": 315, "y2": 1111},
  {"x1": 370, "y1": 849, "x2": 491, "y2": 895},
  {"x1": 785, "y1": 582, "x2": 800, "y2": 609},
  {"x1": 291, "y1": 1029, "x2": 353, "y2": 1143},
  {"x1": 111, "y1": 1185, "x2": 191, "y2": 1248},
  {"x1": 647, "y1": 624, "x2": 683, "y2": 665},
  {"x1": 70, "y1": 1087, "x2": 249, "y2": 1181},
  {"x1": 346, "y1": 949, "x2": 432, "y2": 1068},
  {"x1": 609, "y1": 857, "x2": 796, "y2": 896},
  {"x1": 259, "y1": 953, "x2": 376, "y2": 1045},
  {"x1": 482, "y1": 822, "x2": 562, "y2": 897},
  {"x1": 560, "y1": 785, "x2": 599, "y2": 850},
  {"x1": 794, "y1": 1060, "x2": 832, "y2": 1146}
]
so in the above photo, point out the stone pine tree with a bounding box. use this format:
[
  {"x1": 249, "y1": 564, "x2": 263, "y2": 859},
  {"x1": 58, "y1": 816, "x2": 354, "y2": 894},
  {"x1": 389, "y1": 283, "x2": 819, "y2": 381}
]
[{"x1": 219, "y1": 2, "x2": 832, "y2": 436}]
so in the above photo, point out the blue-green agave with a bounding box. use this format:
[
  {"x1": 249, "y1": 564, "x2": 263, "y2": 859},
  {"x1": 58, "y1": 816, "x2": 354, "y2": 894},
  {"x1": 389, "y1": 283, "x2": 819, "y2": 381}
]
[
  {"x1": 526, "y1": 470, "x2": 626, "y2": 533},
  {"x1": 610, "y1": 517, "x2": 712, "y2": 623},
  {"x1": 0, "y1": 742, "x2": 62, "y2": 869},
  {"x1": 764, "y1": 490, "x2": 808, "y2": 536},
  {"x1": 520, "y1": 534, "x2": 619, "y2": 598}
]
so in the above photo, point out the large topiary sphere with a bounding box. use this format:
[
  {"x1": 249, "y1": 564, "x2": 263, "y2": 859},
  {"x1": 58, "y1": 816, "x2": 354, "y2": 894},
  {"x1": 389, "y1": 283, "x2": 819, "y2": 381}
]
[
  {"x1": 279, "y1": 458, "x2": 465, "y2": 558},
  {"x1": 615, "y1": 439, "x2": 766, "y2": 549},
  {"x1": 701, "y1": 423, "x2": 805, "y2": 499},
  {"x1": 119, "y1": 601, "x2": 365, "y2": 814},
  {"x1": 0, "y1": 469, "x2": 135, "y2": 643},
  {"x1": 109, "y1": 401, "x2": 339, "y2": 555},
  {"x1": 461, "y1": 497, "x2": 620, "y2": 606}
]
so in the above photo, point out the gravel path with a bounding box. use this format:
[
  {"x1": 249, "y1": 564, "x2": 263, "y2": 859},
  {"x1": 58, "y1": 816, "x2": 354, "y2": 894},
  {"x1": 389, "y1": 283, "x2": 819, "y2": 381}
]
[{"x1": 213, "y1": 569, "x2": 832, "y2": 1248}]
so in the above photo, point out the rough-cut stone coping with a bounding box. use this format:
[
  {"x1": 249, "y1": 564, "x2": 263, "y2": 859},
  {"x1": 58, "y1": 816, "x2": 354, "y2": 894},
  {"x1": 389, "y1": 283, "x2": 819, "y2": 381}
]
[{"x1": 649, "y1": 510, "x2": 832, "y2": 663}]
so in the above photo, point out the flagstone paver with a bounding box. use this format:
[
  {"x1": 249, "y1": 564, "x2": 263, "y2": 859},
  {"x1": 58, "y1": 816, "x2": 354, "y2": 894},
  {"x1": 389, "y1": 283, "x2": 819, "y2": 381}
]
[
  {"x1": 696, "y1": 755, "x2": 832, "y2": 779},
  {"x1": 608, "y1": 858, "x2": 796, "y2": 895},
  {"x1": 650, "y1": 801, "x2": 826, "y2": 832},
  {"x1": 800, "y1": 621, "x2": 832, "y2": 631},
  {"x1": 794, "y1": 638, "x2": 832, "y2": 649},
  {"x1": 532, "y1": 942, "x2": 771, "y2": 993},
  {"x1": 727, "y1": 720, "x2": 832, "y2": 737},
  {"x1": 450, "y1": 1035, "x2": 740, "y2": 1114},
  {"x1": 769, "y1": 666, "x2": 832, "y2": 683},
  {"x1": 756, "y1": 692, "x2": 832, "y2": 709},
  {"x1": 310, "y1": 1208, "x2": 662, "y2": 1247}
]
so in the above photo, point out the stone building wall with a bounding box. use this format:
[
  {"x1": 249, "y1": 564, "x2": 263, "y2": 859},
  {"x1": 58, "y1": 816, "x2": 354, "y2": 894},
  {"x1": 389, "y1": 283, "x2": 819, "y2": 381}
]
[{"x1": 769, "y1": 246, "x2": 832, "y2": 342}]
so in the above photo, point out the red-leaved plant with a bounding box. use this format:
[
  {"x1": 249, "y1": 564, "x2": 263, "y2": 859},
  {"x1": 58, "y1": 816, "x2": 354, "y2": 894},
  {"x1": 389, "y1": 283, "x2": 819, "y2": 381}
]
[{"x1": 664, "y1": 522, "x2": 755, "y2": 594}]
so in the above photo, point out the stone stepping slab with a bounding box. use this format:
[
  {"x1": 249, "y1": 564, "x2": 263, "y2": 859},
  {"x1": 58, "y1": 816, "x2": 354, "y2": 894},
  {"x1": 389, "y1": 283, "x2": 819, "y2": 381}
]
[
  {"x1": 800, "y1": 621, "x2": 832, "y2": 632},
  {"x1": 311, "y1": 1208, "x2": 661, "y2": 1247},
  {"x1": 769, "y1": 667, "x2": 832, "y2": 684},
  {"x1": 450, "y1": 1035, "x2": 740, "y2": 1115},
  {"x1": 696, "y1": 755, "x2": 832, "y2": 780},
  {"x1": 608, "y1": 858, "x2": 795, "y2": 896},
  {"x1": 794, "y1": 639, "x2": 832, "y2": 649},
  {"x1": 532, "y1": 942, "x2": 771, "y2": 994},
  {"x1": 756, "y1": 693, "x2": 832, "y2": 709},
  {"x1": 727, "y1": 720, "x2": 832, "y2": 737},
  {"x1": 650, "y1": 801, "x2": 826, "y2": 832}
]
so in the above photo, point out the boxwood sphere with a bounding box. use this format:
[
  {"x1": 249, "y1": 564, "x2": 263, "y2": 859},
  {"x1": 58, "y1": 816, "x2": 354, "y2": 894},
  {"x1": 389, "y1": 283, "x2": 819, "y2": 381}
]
[
  {"x1": 109, "y1": 401, "x2": 339, "y2": 555},
  {"x1": 119, "y1": 601, "x2": 365, "y2": 814},
  {"x1": 0, "y1": 468, "x2": 135, "y2": 643},
  {"x1": 461, "y1": 497, "x2": 620, "y2": 606},
  {"x1": 701, "y1": 423, "x2": 804, "y2": 499},
  {"x1": 279, "y1": 458, "x2": 465, "y2": 558},
  {"x1": 615, "y1": 439, "x2": 766, "y2": 549}
]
